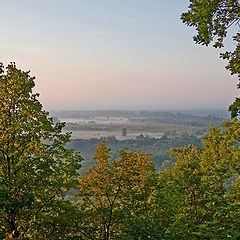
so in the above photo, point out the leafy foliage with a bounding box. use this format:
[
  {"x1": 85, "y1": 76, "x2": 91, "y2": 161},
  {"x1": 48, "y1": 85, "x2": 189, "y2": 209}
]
[
  {"x1": 76, "y1": 142, "x2": 157, "y2": 240},
  {"x1": 182, "y1": 0, "x2": 240, "y2": 117},
  {"x1": 0, "y1": 63, "x2": 82, "y2": 239},
  {"x1": 153, "y1": 119, "x2": 240, "y2": 239}
]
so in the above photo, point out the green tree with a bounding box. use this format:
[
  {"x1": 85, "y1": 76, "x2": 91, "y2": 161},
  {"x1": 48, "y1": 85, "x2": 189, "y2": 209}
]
[
  {"x1": 153, "y1": 119, "x2": 240, "y2": 239},
  {"x1": 76, "y1": 142, "x2": 157, "y2": 240},
  {"x1": 121, "y1": 128, "x2": 127, "y2": 136},
  {"x1": 0, "y1": 63, "x2": 82, "y2": 239},
  {"x1": 182, "y1": 0, "x2": 240, "y2": 117}
]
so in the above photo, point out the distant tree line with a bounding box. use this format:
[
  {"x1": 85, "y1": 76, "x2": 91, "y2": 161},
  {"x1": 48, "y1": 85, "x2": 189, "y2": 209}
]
[{"x1": 67, "y1": 133, "x2": 202, "y2": 172}]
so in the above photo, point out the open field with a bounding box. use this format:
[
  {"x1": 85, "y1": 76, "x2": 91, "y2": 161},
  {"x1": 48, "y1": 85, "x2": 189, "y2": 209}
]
[
  {"x1": 63, "y1": 129, "x2": 164, "y2": 140},
  {"x1": 61, "y1": 117, "x2": 207, "y2": 140}
]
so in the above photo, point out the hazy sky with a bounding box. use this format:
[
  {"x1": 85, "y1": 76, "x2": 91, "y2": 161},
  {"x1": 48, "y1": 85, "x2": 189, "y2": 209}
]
[{"x1": 0, "y1": 0, "x2": 238, "y2": 111}]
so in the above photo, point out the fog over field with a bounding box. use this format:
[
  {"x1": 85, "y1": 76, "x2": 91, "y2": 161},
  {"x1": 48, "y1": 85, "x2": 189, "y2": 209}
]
[{"x1": 53, "y1": 109, "x2": 227, "y2": 140}]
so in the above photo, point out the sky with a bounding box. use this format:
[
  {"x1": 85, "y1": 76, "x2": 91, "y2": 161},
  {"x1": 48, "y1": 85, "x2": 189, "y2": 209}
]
[{"x1": 0, "y1": 0, "x2": 238, "y2": 111}]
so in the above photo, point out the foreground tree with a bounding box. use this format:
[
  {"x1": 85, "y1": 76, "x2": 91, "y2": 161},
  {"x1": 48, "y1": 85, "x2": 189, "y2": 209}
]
[
  {"x1": 182, "y1": 0, "x2": 240, "y2": 117},
  {"x1": 153, "y1": 119, "x2": 240, "y2": 239},
  {"x1": 0, "y1": 63, "x2": 82, "y2": 239},
  {"x1": 76, "y1": 142, "x2": 157, "y2": 240}
]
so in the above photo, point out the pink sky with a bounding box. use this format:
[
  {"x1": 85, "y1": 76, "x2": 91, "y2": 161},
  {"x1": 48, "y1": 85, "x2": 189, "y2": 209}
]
[{"x1": 0, "y1": 0, "x2": 238, "y2": 111}]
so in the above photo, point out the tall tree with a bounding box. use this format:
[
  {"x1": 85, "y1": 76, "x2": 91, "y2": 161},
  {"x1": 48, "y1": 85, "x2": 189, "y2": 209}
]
[
  {"x1": 182, "y1": 0, "x2": 240, "y2": 117},
  {"x1": 0, "y1": 63, "x2": 82, "y2": 239},
  {"x1": 153, "y1": 119, "x2": 240, "y2": 239},
  {"x1": 76, "y1": 142, "x2": 157, "y2": 240}
]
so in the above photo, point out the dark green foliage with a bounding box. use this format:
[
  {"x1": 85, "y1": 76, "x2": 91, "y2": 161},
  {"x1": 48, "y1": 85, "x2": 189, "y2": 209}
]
[
  {"x1": 121, "y1": 128, "x2": 127, "y2": 136},
  {"x1": 182, "y1": 0, "x2": 240, "y2": 117},
  {"x1": 67, "y1": 134, "x2": 202, "y2": 172}
]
